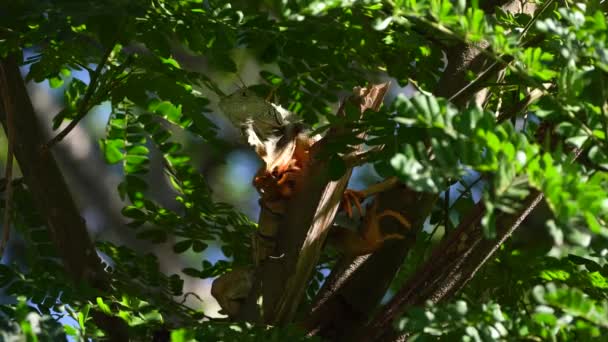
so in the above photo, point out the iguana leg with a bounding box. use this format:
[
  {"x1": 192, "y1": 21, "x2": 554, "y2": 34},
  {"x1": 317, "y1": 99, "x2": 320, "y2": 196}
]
[
  {"x1": 254, "y1": 159, "x2": 303, "y2": 205},
  {"x1": 253, "y1": 135, "x2": 313, "y2": 211},
  {"x1": 329, "y1": 197, "x2": 412, "y2": 256},
  {"x1": 341, "y1": 189, "x2": 365, "y2": 218},
  {"x1": 339, "y1": 177, "x2": 399, "y2": 218}
]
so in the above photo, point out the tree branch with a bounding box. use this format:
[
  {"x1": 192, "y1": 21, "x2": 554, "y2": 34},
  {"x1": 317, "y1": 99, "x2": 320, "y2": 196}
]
[
  {"x1": 343, "y1": 146, "x2": 384, "y2": 168},
  {"x1": 270, "y1": 83, "x2": 391, "y2": 324},
  {"x1": 360, "y1": 147, "x2": 584, "y2": 341},
  {"x1": 0, "y1": 62, "x2": 15, "y2": 259},
  {"x1": 359, "y1": 194, "x2": 538, "y2": 341},
  {"x1": 302, "y1": 1, "x2": 540, "y2": 339},
  {"x1": 238, "y1": 83, "x2": 391, "y2": 324},
  {"x1": 303, "y1": 186, "x2": 437, "y2": 340},
  {"x1": 0, "y1": 54, "x2": 128, "y2": 339},
  {"x1": 496, "y1": 87, "x2": 547, "y2": 124}
]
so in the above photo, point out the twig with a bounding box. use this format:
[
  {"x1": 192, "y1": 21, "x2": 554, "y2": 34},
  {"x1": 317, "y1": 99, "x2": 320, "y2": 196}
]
[
  {"x1": 1, "y1": 54, "x2": 130, "y2": 340},
  {"x1": 448, "y1": 60, "x2": 503, "y2": 103},
  {"x1": 72, "y1": 61, "x2": 94, "y2": 74},
  {"x1": 360, "y1": 176, "x2": 399, "y2": 198},
  {"x1": 179, "y1": 291, "x2": 204, "y2": 305},
  {"x1": 200, "y1": 78, "x2": 226, "y2": 97},
  {"x1": 496, "y1": 87, "x2": 546, "y2": 124},
  {"x1": 360, "y1": 148, "x2": 584, "y2": 342},
  {"x1": 425, "y1": 176, "x2": 483, "y2": 243},
  {"x1": 443, "y1": 183, "x2": 450, "y2": 230},
  {"x1": 0, "y1": 63, "x2": 15, "y2": 260},
  {"x1": 44, "y1": 43, "x2": 115, "y2": 149},
  {"x1": 517, "y1": 0, "x2": 554, "y2": 44},
  {"x1": 94, "y1": 56, "x2": 134, "y2": 102},
  {"x1": 344, "y1": 145, "x2": 385, "y2": 167}
]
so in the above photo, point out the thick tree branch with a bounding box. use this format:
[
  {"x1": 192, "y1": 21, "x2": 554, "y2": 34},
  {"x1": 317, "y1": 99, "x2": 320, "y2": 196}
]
[
  {"x1": 303, "y1": 1, "x2": 540, "y2": 339},
  {"x1": 0, "y1": 55, "x2": 128, "y2": 339},
  {"x1": 361, "y1": 147, "x2": 584, "y2": 341},
  {"x1": 238, "y1": 83, "x2": 390, "y2": 324},
  {"x1": 359, "y1": 193, "x2": 539, "y2": 341},
  {"x1": 0, "y1": 56, "x2": 103, "y2": 281},
  {"x1": 303, "y1": 186, "x2": 436, "y2": 340},
  {"x1": 269, "y1": 83, "x2": 391, "y2": 324}
]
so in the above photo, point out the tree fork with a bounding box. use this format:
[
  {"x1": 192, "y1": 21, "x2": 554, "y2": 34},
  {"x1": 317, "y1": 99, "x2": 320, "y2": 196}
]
[
  {"x1": 237, "y1": 83, "x2": 391, "y2": 324},
  {"x1": 303, "y1": 1, "x2": 539, "y2": 340}
]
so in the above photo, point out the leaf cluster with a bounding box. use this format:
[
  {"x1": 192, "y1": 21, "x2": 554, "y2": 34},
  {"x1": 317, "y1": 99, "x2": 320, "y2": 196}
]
[{"x1": 0, "y1": 0, "x2": 607, "y2": 340}]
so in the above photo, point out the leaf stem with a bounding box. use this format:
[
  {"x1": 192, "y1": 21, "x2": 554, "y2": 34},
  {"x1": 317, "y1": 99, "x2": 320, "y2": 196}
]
[{"x1": 44, "y1": 44, "x2": 115, "y2": 149}]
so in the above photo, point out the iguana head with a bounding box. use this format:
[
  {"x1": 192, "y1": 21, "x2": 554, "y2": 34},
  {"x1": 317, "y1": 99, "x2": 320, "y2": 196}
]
[{"x1": 218, "y1": 88, "x2": 279, "y2": 129}]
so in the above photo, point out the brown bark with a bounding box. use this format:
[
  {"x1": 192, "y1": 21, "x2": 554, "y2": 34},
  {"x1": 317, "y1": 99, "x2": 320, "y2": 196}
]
[
  {"x1": 303, "y1": 186, "x2": 436, "y2": 340},
  {"x1": 358, "y1": 191, "x2": 547, "y2": 341},
  {"x1": 238, "y1": 83, "x2": 391, "y2": 324},
  {"x1": 303, "y1": 1, "x2": 539, "y2": 340},
  {"x1": 0, "y1": 55, "x2": 129, "y2": 340}
]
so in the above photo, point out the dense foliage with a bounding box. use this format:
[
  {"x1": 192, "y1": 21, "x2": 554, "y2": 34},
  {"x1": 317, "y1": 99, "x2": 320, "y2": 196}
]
[{"x1": 1, "y1": 0, "x2": 607, "y2": 340}]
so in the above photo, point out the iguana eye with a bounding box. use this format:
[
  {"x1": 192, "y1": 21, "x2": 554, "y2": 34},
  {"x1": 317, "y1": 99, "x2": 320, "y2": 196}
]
[{"x1": 241, "y1": 92, "x2": 247, "y2": 97}]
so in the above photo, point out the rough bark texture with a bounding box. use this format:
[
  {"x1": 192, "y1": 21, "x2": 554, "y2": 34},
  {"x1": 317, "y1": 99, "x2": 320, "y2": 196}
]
[
  {"x1": 0, "y1": 1, "x2": 543, "y2": 340},
  {"x1": 0, "y1": 55, "x2": 129, "y2": 340},
  {"x1": 237, "y1": 83, "x2": 391, "y2": 324},
  {"x1": 358, "y1": 191, "x2": 548, "y2": 341},
  {"x1": 0, "y1": 56, "x2": 103, "y2": 282},
  {"x1": 303, "y1": 186, "x2": 436, "y2": 340},
  {"x1": 303, "y1": 1, "x2": 539, "y2": 340}
]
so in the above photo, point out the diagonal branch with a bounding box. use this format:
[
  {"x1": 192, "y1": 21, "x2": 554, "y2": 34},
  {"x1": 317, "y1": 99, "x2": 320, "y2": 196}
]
[
  {"x1": 238, "y1": 83, "x2": 391, "y2": 324},
  {"x1": 302, "y1": 1, "x2": 540, "y2": 338},
  {"x1": 269, "y1": 83, "x2": 391, "y2": 324},
  {"x1": 44, "y1": 43, "x2": 115, "y2": 149},
  {"x1": 360, "y1": 149, "x2": 583, "y2": 341},
  {"x1": 358, "y1": 194, "x2": 539, "y2": 341},
  {"x1": 303, "y1": 186, "x2": 437, "y2": 340}
]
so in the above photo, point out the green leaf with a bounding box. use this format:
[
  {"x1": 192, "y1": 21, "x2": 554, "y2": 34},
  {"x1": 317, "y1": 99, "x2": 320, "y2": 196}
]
[
  {"x1": 182, "y1": 268, "x2": 202, "y2": 278},
  {"x1": 100, "y1": 139, "x2": 124, "y2": 164},
  {"x1": 77, "y1": 304, "x2": 90, "y2": 329},
  {"x1": 149, "y1": 100, "x2": 183, "y2": 123},
  {"x1": 191, "y1": 240, "x2": 207, "y2": 253},
  {"x1": 121, "y1": 206, "x2": 147, "y2": 220},
  {"x1": 49, "y1": 76, "x2": 64, "y2": 88},
  {"x1": 63, "y1": 325, "x2": 79, "y2": 337},
  {"x1": 173, "y1": 240, "x2": 193, "y2": 253},
  {"x1": 160, "y1": 56, "x2": 181, "y2": 69},
  {"x1": 96, "y1": 297, "x2": 112, "y2": 315},
  {"x1": 171, "y1": 328, "x2": 194, "y2": 342},
  {"x1": 328, "y1": 155, "x2": 347, "y2": 181}
]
